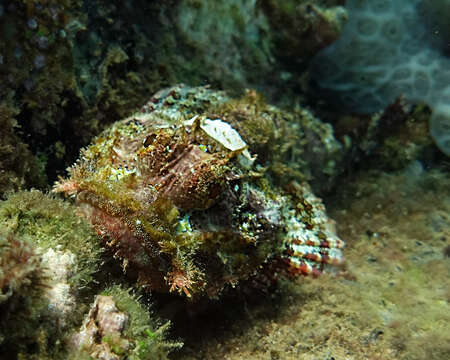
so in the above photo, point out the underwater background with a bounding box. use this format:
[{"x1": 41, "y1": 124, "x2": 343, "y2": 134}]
[{"x1": 0, "y1": 0, "x2": 449, "y2": 359}]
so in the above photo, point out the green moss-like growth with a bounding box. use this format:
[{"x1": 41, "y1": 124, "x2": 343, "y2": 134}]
[
  {"x1": 0, "y1": 233, "x2": 64, "y2": 358},
  {"x1": 102, "y1": 286, "x2": 183, "y2": 360},
  {"x1": 0, "y1": 100, "x2": 46, "y2": 196},
  {"x1": 0, "y1": 0, "x2": 87, "y2": 185},
  {"x1": 0, "y1": 190, "x2": 102, "y2": 291},
  {"x1": 0, "y1": 233, "x2": 45, "y2": 353},
  {"x1": 0, "y1": 190, "x2": 107, "y2": 358}
]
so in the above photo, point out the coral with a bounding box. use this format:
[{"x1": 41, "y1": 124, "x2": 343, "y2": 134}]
[
  {"x1": 70, "y1": 286, "x2": 182, "y2": 360},
  {"x1": 311, "y1": 0, "x2": 450, "y2": 156},
  {"x1": 54, "y1": 85, "x2": 345, "y2": 300}
]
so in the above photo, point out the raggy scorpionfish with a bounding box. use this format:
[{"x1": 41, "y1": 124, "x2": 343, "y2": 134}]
[{"x1": 54, "y1": 85, "x2": 345, "y2": 299}]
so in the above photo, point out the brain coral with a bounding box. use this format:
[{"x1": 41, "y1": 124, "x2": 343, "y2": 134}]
[{"x1": 311, "y1": 0, "x2": 450, "y2": 156}]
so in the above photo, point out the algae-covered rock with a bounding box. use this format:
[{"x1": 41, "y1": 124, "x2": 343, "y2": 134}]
[
  {"x1": 0, "y1": 101, "x2": 45, "y2": 195},
  {"x1": 0, "y1": 190, "x2": 102, "y2": 291},
  {"x1": 0, "y1": 232, "x2": 49, "y2": 356},
  {"x1": 261, "y1": 0, "x2": 346, "y2": 66},
  {"x1": 0, "y1": 190, "x2": 181, "y2": 359},
  {"x1": 0, "y1": 190, "x2": 104, "y2": 358},
  {"x1": 70, "y1": 286, "x2": 182, "y2": 360}
]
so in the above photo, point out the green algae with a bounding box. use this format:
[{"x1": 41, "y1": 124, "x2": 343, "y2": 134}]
[
  {"x1": 0, "y1": 233, "x2": 50, "y2": 358},
  {"x1": 0, "y1": 190, "x2": 102, "y2": 290},
  {"x1": 0, "y1": 190, "x2": 105, "y2": 358},
  {"x1": 102, "y1": 286, "x2": 183, "y2": 360},
  {"x1": 0, "y1": 101, "x2": 46, "y2": 195}
]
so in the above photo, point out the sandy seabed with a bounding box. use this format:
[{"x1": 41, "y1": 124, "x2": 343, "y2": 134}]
[{"x1": 172, "y1": 168, "x2": 450, "y2": 360}]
